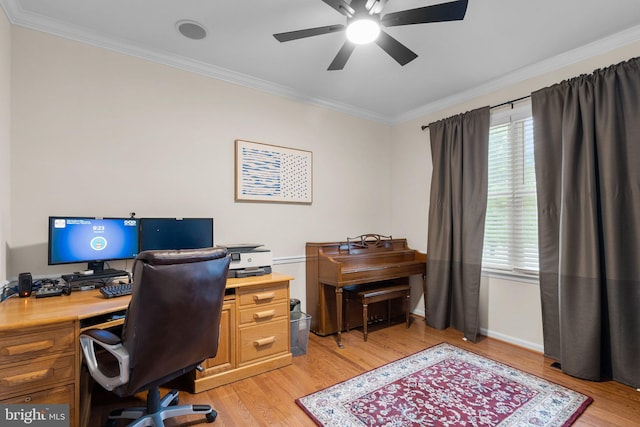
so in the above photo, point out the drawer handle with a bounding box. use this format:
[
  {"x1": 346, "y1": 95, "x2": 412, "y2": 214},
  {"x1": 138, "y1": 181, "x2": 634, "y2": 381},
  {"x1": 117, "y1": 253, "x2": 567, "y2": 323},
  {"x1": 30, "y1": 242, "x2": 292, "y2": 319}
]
[
  {"x1": 1, "y1": 339, "x2": 55, "y2": 356},
  {"x1": 1, "y1": 368, "x2": 53, "y2": 387},
  {"x1": 253, "y1": 292, "x2": 275, "y2": 302},
  {"x1": 253, "y1": 309, "x2": 276, "y2": 320},
  {"x1": 253, "y1": 336, "x2": 276, "y2": 347}
]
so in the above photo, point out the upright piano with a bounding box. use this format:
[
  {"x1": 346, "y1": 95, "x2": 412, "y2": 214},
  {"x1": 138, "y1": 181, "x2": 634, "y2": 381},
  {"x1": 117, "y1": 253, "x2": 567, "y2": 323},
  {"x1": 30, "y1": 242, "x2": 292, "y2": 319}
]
[{"x1": 306, "y1": 234, "x2": 426, "y2": 347}]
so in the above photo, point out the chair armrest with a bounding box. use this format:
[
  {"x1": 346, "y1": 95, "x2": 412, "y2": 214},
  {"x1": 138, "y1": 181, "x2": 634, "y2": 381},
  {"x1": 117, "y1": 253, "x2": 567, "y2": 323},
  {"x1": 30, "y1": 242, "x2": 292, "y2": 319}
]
[{"x1": 80, "y1": 328, "x2": 130, "y2": 391}]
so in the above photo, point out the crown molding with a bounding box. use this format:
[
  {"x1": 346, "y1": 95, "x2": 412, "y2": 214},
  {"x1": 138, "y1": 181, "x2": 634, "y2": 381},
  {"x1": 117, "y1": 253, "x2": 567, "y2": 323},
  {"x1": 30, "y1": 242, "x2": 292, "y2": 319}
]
[
  {"x1": 0, "y1": 0, "x2": 390, "y2": 124},
  {"x1": 2, "y1": 0, "x2": 639, "y2": 127},
  {"x1": 392, "y1": 24, "x2": 640, "y2": 125}
]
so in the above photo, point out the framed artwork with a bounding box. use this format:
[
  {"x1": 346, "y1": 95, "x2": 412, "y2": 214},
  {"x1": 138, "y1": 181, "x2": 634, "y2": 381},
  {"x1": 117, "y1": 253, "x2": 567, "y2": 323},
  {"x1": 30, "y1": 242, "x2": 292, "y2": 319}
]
[{"x1": 235, "y1": 140, "x2": 313, "y2": 204}]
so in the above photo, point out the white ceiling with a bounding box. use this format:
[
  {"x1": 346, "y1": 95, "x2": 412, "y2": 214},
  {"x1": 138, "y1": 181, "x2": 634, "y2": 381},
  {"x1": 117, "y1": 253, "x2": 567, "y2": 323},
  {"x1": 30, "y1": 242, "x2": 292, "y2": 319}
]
[{"x1": 2, "y1": 0, "x2": 640, "y2": 124}]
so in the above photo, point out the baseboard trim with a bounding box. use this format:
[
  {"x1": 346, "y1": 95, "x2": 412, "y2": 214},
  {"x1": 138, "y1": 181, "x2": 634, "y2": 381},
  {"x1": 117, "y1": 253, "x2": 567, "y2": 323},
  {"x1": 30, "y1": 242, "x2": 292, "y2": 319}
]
[
  {"x1": 272, "y1": 256, "x2": 545, "y2": 354},
  {"x1": 479, "y1": 328, "x2": 544, "y2": 354}
]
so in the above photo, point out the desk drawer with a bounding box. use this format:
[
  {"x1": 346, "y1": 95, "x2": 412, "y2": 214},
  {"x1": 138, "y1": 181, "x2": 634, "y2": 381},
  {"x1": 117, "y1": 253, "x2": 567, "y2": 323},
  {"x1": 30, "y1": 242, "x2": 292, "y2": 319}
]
[
  {"x1": 238, "y1": 319, "x2": 289, "y2": 365},
  {"x1": 237, "y1": 282, "x2": 288, "y2": 308},
  {"x1": 238, "y1": 302, "x2": 289, "y2": 326},
  {"x1": 0, "y1": 324, "x2": 75, "y2": 366},
  {"x1": 0, "y1": 383, "x2": 74, "y2": 405},
  {"x1": 0, "y1": 355, "x2": 75, "y2": 398}
]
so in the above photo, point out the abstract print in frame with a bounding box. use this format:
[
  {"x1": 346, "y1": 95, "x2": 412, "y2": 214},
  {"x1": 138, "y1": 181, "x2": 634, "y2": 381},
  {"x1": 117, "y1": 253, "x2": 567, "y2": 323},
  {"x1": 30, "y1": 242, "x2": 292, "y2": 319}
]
[{"x1": 235, "y1": 140, "x2": 313, "y2": 204}]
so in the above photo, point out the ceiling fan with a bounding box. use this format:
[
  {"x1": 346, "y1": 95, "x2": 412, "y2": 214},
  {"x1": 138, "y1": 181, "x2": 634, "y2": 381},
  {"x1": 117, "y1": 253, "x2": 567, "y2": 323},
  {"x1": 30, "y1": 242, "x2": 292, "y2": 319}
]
[{"x1": 273, "y1": 0, "x2": 469, "y2": 70}]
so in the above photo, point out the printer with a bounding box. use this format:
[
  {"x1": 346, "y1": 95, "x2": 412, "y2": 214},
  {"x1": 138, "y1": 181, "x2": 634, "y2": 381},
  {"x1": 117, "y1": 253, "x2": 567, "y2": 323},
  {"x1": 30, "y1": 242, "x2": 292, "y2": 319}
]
[{"x1": 222, "y1": 244, "x2": 272, "y2": 278}]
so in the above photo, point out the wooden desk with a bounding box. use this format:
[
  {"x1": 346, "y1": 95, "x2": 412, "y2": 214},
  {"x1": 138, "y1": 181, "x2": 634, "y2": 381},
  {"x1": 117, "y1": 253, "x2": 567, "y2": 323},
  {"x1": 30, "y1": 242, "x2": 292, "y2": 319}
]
[{"x1": 0, "y1": 273, "x2": 293, "y2": 427}]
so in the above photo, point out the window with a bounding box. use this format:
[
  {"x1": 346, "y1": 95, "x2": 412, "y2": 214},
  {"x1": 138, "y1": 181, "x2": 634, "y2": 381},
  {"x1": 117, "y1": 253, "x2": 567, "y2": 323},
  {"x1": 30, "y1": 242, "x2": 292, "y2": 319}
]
[{"x1": 482, "y1": 102, "x2": 538, "y2": 276}]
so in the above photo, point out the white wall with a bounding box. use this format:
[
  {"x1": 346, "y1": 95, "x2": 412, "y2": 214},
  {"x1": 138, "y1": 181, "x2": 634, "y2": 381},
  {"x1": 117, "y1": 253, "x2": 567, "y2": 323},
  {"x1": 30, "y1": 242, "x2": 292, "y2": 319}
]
[
  {"x1": 8, "y1": 27, "x2": 392, "y2": 307},
  {"x1": 0, "y1": 8, "x2": 10, "y2": 282},
  {"x1": 391, "y1": 40, "x2": 640, "y2": 351},
  {"x1": 7, "y1": 22, "x2": 640, "y2": 352}
]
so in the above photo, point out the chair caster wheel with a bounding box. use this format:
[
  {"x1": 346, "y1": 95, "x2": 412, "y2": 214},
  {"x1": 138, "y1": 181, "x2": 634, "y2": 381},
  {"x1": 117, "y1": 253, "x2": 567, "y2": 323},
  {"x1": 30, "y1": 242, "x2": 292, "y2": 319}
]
[{"x1": 206, "y1": 410, "x2": 218, "y2": 423}]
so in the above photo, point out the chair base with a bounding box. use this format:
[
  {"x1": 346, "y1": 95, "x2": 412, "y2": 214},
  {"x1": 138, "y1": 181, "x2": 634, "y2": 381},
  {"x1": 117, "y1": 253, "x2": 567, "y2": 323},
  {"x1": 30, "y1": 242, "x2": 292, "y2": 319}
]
[{"x1": 105, "y1": 388, "x2": 216, "y2": 427}]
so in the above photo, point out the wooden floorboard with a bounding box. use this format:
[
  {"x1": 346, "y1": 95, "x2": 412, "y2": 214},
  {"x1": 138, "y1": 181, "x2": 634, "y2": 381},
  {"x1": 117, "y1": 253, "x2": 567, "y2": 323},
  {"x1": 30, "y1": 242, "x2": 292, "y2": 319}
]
[{"x1": 88, "y1": 316, "x2": 640, "y2": 426}]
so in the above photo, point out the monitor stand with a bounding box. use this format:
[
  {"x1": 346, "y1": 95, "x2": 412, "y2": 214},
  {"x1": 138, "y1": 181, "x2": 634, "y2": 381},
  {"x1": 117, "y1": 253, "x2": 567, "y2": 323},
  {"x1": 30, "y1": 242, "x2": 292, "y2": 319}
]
[
  {"x1": 86, "y1": 261, "x2": 129, "y2": 280},
  {"x1": 62, "y1": 268, "x2": 129, "y2": 285}
]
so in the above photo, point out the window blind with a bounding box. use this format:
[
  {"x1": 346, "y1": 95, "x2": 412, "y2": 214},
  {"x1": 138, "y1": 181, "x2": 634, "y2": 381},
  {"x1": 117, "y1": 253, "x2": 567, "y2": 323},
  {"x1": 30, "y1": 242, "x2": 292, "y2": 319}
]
[{"x1": 482, "y1": 103, "x2": 538, "y2": 275}]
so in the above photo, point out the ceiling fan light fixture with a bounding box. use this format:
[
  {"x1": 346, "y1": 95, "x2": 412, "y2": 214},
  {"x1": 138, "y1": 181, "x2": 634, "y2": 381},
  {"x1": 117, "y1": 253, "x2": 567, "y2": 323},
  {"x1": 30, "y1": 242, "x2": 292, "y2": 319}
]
[
  {"x1": 273, "y1": 0, "x2": 469, "y2": 69},
  {"x1": 346, "y1": 18, "x2": 380, "y2": 44}
]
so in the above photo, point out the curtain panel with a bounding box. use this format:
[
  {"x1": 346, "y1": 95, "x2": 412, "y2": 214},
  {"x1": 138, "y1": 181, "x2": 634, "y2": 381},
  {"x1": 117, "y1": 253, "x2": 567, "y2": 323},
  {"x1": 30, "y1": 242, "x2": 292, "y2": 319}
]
[
  {"x1": 426, "y1": 106, "x2": 490, "y2": 342},
  {"x1": 532, "y1": 57, "x2": 640, "y2": 388}
]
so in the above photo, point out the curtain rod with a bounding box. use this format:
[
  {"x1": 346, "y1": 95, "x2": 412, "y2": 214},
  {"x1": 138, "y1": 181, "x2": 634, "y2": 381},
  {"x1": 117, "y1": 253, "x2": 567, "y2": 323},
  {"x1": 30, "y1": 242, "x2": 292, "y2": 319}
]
[{"x1": 420, "y1": 94, "x2": 531, "y2": 131}]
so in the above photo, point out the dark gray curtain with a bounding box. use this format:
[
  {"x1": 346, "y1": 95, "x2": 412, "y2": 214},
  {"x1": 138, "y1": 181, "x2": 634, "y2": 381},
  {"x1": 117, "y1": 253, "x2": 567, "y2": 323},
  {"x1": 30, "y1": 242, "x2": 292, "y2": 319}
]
[
  {"x1": 426, "y1": 106, "x2": 490, "y2": 342},
  {"x1": 532, "y1": 57, "x2": 640, "y2": 388}
]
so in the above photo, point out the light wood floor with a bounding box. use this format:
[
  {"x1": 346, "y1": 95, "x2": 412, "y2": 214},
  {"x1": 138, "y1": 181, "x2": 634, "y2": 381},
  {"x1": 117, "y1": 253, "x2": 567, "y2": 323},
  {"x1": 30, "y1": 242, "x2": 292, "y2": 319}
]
[{"x1": 89, "y1": 316, "x2": 640, "y2": 426}]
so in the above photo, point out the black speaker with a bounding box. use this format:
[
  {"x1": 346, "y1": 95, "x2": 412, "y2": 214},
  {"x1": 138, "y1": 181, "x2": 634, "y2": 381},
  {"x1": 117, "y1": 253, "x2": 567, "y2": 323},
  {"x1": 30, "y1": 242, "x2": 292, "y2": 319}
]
[{"x1": 18, "y1": 272, "x2": 33, "y2": 298}]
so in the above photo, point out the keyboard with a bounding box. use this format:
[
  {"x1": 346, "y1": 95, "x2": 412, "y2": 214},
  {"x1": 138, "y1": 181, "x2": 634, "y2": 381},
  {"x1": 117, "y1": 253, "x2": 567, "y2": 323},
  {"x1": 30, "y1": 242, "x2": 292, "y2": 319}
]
[{"x1": 100, "y1": 282, "x2": 133, "y2": 298}]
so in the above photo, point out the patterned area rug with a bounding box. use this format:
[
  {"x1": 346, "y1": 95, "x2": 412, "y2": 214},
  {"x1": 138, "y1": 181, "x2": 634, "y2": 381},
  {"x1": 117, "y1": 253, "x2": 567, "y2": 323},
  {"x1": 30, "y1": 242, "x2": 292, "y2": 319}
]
[{"x1": 296, "y1": 343, "x2": 592, "y2": 426}]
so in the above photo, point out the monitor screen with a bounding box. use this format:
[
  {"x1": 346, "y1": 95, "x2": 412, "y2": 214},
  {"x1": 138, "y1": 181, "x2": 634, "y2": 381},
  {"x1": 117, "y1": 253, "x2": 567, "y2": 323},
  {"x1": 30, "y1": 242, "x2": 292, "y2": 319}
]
[
  {"x1": 48, "y1": 217, "x2": 139, "y2": 268},
  {"x1": 139, "y1": 218, "x2": 214, "y2": 251}
]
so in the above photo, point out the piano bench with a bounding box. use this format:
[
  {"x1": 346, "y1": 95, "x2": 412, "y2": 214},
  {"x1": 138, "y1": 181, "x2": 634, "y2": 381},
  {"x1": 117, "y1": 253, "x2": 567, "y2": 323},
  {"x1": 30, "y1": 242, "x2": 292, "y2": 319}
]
[{"x1": 345, "y1": 284, "x2": 411, "y2": 342}]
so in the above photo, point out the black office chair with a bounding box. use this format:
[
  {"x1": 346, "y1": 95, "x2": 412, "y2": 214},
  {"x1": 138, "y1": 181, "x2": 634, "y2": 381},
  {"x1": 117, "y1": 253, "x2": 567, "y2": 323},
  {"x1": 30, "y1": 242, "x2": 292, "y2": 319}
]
[{"x1": 80, "y1": 247, "x2": 231, "y2": 426}]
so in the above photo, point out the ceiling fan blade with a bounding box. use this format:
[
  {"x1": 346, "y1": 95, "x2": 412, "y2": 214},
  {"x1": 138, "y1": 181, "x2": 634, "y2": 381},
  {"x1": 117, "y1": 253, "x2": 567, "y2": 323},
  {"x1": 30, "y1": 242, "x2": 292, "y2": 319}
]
[
  {"x1": 381, "y1": 0, "x2": 468, "y2": 27},
  {"x1": 375, "y1": 31, "x2": 417, "y2": 66},
  {"x1": 322, "y1": 0, "x2": 355, "y2": 18},
  {"x1": 328, "y1": 41, "x2": 356, "y2": 70},
  {"x1": 273, "y1": 24, "x2": 345, "y2": 42},
  {"x1": 366, "y1": 0, "x2": 388, "y2": 15}
]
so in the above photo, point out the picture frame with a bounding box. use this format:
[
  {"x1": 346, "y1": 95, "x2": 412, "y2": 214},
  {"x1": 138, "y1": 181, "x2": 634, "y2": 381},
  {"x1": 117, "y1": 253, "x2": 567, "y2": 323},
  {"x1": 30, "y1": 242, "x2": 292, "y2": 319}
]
[{"x1": 235, "y1": 140, "x2": 313, "y2": 204}]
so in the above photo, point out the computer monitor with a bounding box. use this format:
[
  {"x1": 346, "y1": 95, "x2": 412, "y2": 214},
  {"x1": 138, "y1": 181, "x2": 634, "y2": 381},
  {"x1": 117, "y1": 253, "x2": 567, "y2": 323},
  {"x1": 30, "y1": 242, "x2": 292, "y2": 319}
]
[
  {"x1": 48, "y1": 217, "x2": 139, "y2": 272},
  {"x1": 139, "y1": 218, "x2": 214, "y2": 251}
]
